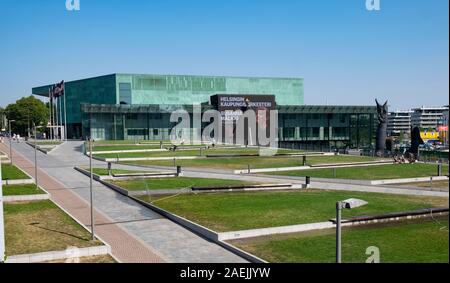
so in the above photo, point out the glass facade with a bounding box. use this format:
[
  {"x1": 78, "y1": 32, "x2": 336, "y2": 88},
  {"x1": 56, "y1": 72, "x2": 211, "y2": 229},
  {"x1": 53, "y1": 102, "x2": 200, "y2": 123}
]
[
  {"x1": 81, "y1": 104, "x2": 377, "y2": 150},
  {"x1": 33, "y1": 74, "x2": 304, "y2": 139},
  {"x1": 33, "y1": 73, "x2": 377, "y2": 149}
]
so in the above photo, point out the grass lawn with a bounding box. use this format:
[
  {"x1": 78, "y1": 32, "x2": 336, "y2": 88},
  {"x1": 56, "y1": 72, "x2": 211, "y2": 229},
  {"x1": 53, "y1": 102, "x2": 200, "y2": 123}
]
[
  {"x1": 2, "y1": 184, "x2": 45, "y2": 196},
  {"x1": 229, "y1": 217, "x2": 449, "y2": 263},
  {"x1": 266, "y1": 163, "x2": 450, "y2": 180},
  {"x1": 4, "y1": 200, "x2": 101, "y2": 256},
  {"x1": 112, "y1": 177, "x2": 260, "y2": 191},
  {"x1": 94, "y1": 147, "x2": 304, "y2": 159},
  {"x1": 1, "y1": 164, "x2": 30, "y2": 180},
  {"x1": 137, "y1": 190, "x2": 448, "y2": 232},
  {"x1": 125, "y1": 155, "x2": 380, "y2": 170}
]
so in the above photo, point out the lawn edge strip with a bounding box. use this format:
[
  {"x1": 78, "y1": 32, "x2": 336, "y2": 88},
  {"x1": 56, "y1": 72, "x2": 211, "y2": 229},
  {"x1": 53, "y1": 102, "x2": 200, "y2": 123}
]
[
  {"x1": 3, "y1": 194, "x2": 50, "y2": 203},
  {"x1": 219, "y1": 208, "x2": 450, "y2": 241},
  {"x1": 5, "y1": 245, "x2": 111, "y2": 263},
  {"x1": 74, "y1": 166, "x2": 178, "y2": 182}
]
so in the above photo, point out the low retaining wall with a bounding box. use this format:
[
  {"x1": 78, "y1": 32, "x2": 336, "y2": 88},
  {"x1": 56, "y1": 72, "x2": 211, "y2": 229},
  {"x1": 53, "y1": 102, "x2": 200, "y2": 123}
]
[
  {"x1": 192, "y1": 183, "x2": 297, "y2": 192},
  {"x1": 219, "y1": 222, "x2": 335, "y2": 241},
  {"x1": 336, "y1": 207, "x2": 449, "y2": 224},
  {"x1": 221, "y1": 207, "x2": 450, "y2": 241},
  {"x1": 74, "y1": 166, "x2": 178, "y2": 182},
  {"x1": 4, "y1": 194, "x2": 50, "y2": 203},
  {"x1": 235, "y1": 166, "x2": 311, "y2": 174},
  {"x1": 2, "y1": 179, "x2": 34, "y2": 185},
  {"x1": 310, "y1": 160, "x2": 393, "y2": 168},
  {"x1": 235, "y1": 161, "x2": 394, "y2": 174},
  {"x1": 102, "y1": 156, "x2": 205, "y2": 162},
  {"x1": 88, "y1": 149, "x2": 167, "y2": 155},
  {"x1": 5, "y1": 245, "x2": 111, "y2": 263},
  {"x1": 370, "y1": 176, "x2": 449, "y2": 185}
]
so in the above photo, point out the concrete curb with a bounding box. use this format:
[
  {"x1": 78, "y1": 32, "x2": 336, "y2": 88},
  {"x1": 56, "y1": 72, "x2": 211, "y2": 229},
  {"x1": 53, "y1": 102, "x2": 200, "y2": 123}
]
[
  {"x1": 235, "y1": 160, "x2": 394, "y2": 174},
  {"x1": 221, "y1": 208, "x2": 450, "y2": 241},
  {"x1": 370, "y1": 176, "x2": 449, "y2": 185},
  {"x1": 2, "y1": 179, "x2": 34, "y2": 185},
  {"x1": 74, "y1": 166, "x2": 178, "y2": 182},
  {"x1": 5, "y1": 245, "x2": 111, "y2": 263},
  {"x1": 219, "y1": 222, "x2": 335, "y2": 241},
  {"x1": 235, "y1": 166, "x2": 311, "y2": 174},
  {"x1": 103, "y1": 156, "x2": 205, "y2": 162},
  {"x1": 4, "y1": 194, "x2": 50, "y2": 203}
]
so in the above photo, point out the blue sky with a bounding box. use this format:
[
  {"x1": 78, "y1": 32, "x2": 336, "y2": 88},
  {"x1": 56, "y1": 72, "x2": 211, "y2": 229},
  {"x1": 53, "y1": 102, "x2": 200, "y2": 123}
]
[{"x1": 0, "y1": 0, "x2": 448, "y2": 109}]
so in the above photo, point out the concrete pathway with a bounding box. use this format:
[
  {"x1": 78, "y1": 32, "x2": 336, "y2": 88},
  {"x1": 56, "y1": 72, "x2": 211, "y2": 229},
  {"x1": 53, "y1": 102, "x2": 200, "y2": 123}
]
[{"x1": 1, "y1": 141, "x2": 246, "y2": 263}]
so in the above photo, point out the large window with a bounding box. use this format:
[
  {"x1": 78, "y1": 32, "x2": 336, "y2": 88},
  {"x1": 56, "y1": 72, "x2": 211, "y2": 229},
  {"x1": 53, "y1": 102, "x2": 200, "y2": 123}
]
[
  {"x1": 119, "y1": 83, "x2": 132, "y2": 105},
  {"x1": 283, "y1": 127, "x2": 295, "y2": 139}
]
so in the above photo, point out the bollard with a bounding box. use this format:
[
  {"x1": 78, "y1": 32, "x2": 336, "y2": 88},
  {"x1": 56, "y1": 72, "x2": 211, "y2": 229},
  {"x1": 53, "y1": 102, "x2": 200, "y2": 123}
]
[
  {"x1": 173, "y1": 158, "x2": 176, "y2": 167},
  {"x1": 437, "y1": 163, "x2": 443, "y2": 177},
  {"x1": 160, "y1": 141, "x2": 163, "y2": 150},
  {"x1": 107, "y1": 162, "x2": 112, "y2": 176},
  {"x1": 302, "y1": 156, "x2": 307, "y2": 166},
  {"x1": 116, "y1": 154, "x2": 119, "y2": 163},
  {"x1": 248, "y1": 164, "x2": 251, "y2": 174},
  {"x1": 177, "y1": 166, "x2": 182, "y2": 176},
  {"x1": 305, "y1": 176, "x2": 311, "y2": 188},
  {"x1": 430, "y1": 176, "x2": 433, "y2": 189}
]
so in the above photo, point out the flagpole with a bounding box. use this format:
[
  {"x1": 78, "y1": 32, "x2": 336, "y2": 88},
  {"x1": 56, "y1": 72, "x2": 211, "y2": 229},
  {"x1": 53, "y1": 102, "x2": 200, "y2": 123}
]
[
  {"x1": 59, "y1": 95, "x2": 63, "y2": 140},
  {"x1": 63, "y1": 82, "x2": 67, "y2": 141},
  {"x1": 52, "y1": 90, "x2": 56, "y2": 140},
  {"x1": 55, "y1": 95, "x2": 59, "y2": 140},
  {"x1": 48, "y1": 88, "x2": 52, "y2": 140}
]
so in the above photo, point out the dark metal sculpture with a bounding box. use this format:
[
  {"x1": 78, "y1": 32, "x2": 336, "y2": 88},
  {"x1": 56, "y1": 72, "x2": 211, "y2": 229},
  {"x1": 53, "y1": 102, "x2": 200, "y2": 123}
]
[
  {"x1": 375, "y1": 99, "x2": 388, "y2": 157},
  {"x1": 408, "y1": 126, "x2": 424, "y2": 158}
]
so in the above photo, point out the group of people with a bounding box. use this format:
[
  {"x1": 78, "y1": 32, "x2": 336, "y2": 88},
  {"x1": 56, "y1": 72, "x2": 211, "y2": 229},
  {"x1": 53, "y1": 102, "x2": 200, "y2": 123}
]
[
  {"x1": 0, "y1": 134, "x2": 23, "y2": 144},
  {"x1": 393, "y1": 153, "x2": 417, "y2": 164}
]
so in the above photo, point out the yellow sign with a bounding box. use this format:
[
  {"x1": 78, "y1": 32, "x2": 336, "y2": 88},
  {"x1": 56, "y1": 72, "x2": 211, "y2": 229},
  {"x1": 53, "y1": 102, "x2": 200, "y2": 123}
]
[{"x1": 420, "y1": 131, "x2": 440, "y2": 140}]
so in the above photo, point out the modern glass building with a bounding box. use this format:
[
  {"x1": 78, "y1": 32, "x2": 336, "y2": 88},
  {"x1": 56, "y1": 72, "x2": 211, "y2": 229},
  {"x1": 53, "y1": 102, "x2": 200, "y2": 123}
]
[{"x1": 32, "y1": 73, "x2": 377, "y2": 150}]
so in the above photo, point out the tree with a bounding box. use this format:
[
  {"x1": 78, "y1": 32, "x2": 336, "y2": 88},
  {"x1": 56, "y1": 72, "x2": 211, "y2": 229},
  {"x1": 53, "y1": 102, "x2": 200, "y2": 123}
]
[
  {"x1": 0, "y1": 107, "x2": 5, "y2": 131},
  {"x1": 5, "y1": 96, "x2": 49, "y2": 136}
]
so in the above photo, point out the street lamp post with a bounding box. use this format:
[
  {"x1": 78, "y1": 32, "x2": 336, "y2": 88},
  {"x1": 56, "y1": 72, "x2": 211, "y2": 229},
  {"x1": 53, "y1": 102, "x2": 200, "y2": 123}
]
[
  {"x1": 0, "y1": 155, "x2": 5, "y2": 262},
  {"x1": 335, "y1": 198, "x2": 368, "y2": 263},
  {"x1": 33, "y1": 124, "x2": 46, "y2": 190},
  {"x1": 8, "y1": 120, "x2": 15, "y2": 165},
  {"x1": 89, "y1": 138, "x2": 95, "y2": 241}
]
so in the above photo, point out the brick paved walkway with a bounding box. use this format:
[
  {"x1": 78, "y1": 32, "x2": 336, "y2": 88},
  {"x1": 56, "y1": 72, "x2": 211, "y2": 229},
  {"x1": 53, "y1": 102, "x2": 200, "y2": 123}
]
[
  {"x1": 1, "y1": 142, "x2": 165, "y2": 263},
  {"x1": 1, "y1": 141, "x2": 246, "y2": 263}
]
